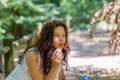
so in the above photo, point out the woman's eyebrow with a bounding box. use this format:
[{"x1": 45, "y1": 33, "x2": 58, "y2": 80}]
[{"x1": 54, "y1": 32, "x2": 65, "y2": 34}]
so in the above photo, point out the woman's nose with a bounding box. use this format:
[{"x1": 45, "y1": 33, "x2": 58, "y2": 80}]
[{"x1": 59, "y1": 36, "x2": 64, "y2": 41}]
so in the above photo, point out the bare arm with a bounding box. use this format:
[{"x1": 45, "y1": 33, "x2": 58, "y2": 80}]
[
  {"x1": 45, "y1": 61, "x2": 61, "y2": 80},
  {"x1": 59, "y1": 68, "x2": 65, "y2": 80},
  {"x1": 45, "y1": 49, "x2": 64, "y2": 80},
  {"x1": 26, "y1": 51, "x2": 44, "y2": 80},
  {"x1": 26, "y1": 49, "x2": 63, "y2": 80}
]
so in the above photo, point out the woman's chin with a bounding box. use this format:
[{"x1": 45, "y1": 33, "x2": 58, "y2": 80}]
[{"x1": 59, "y1": 47, "x2": 64, "y2": 50}]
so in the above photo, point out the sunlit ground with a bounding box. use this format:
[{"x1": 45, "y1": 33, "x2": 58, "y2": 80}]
[{"x1": 66, "y1": 30, "x2": 120, "y2": 80}]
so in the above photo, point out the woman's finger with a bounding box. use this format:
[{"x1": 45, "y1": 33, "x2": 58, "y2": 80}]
[{"x1": 52, "y1": 48, "x2": 63, "y2": 63}]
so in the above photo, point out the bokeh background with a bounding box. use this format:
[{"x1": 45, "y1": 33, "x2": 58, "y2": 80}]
[{"x1": 1, "y1": 0, "x2": 120, "y2": 80}]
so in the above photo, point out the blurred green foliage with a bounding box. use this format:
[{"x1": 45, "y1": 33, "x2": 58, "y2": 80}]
[
  {"x1": 60, "y1": 0, "x2": 113, "y2": 30},
  {"x1": 0, "y1": 0, "x2": 60, "y2": 39},
  {"x1": 0, "y1": 0, "x2": 113, "y2": 39}
]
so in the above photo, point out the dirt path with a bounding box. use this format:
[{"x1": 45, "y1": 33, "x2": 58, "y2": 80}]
[
  {"x1": 69, "y1": 30, "x2": 111, "y2": 57},
  {"x1": 67, "y1": 30, "x2": 120, "y2": 80}
]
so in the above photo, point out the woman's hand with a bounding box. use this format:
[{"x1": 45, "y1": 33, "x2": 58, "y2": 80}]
[
  {"x1": 46, "y1": 49, "x2": 64, "y2": 80},
  {"x1": 52, "y1": 49, "x2": 63, "y2": 64}
]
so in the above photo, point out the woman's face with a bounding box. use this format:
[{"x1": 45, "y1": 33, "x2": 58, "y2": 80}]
[{"x1": 53, "y1": 26, "x2": 66, "y2": 50}]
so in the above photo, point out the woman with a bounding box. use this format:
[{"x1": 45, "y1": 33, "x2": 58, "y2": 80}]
[{"x1": 5, "y1": 19, "x2": 70, "y2": 80}]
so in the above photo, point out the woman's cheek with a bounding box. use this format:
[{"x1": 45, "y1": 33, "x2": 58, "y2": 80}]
[
  {"x1": 53, "y1": 38, "x2": 59, "y2": 47},
  {"x1": 54, "y1": 37, "x2": 59, "y2": 42}
]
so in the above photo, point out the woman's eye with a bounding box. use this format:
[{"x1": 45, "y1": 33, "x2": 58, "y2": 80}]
[
  {"x1": 62, "y1": 35, "x2": 65, "y2": 37},
  {"x1": 54, "y1": 35, "x2": 59, "y2": 37},
  {"x1": 54, "y1": 34, "x2": 66, "y2": 37}
]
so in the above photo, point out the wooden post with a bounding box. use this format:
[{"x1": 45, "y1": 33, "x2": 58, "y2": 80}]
[
  {"x1": 27, "y1": 38, "x2": 31, "y2": 47},
  {"x1": 27, "y1": 34, "x2": 32, "y2": 47},
  {"x1": 0, "y1": 40, "x2": 4, "y2": 73},
  {"x1": 3, "y1": 38, "x2": 14, "y2": 77},
  {"x1": 65, "y1": 14, "x2": 72, "y2": 31}
]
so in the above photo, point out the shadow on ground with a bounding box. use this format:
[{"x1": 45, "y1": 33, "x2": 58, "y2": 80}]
[
  {"x1": 67, "y1": 30, "x2": 120, "y2": 80},
  {"x1": 69, "y1": 30, "x2": 115, "y2": 57}
]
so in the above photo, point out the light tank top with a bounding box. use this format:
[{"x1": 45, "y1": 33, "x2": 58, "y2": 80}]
[{"x1": 5, "y1": 47, "x2": 62, "y2": 80}]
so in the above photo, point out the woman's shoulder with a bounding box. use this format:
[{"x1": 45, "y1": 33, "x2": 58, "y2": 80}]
[
  {"x1": 25, "y1": 47, "x2": 41, "y2": 66},
  {"x1": 25, "y1": 47, "x2": 39, "y2": 58},
  {"x1": 25, "y1": 50, "x2": 38, "y2": 58},
  {"x1": 26, "y1": 47, "x2": 38, "y2": 52},
  {"x1": 25, "y1": 47, "x2": 43, "y2": 76}
]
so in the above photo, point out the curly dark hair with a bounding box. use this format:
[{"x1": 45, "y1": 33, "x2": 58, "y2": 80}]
[{"x1": 18, "y1": 19, "x2": 70, "y2": 76}]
